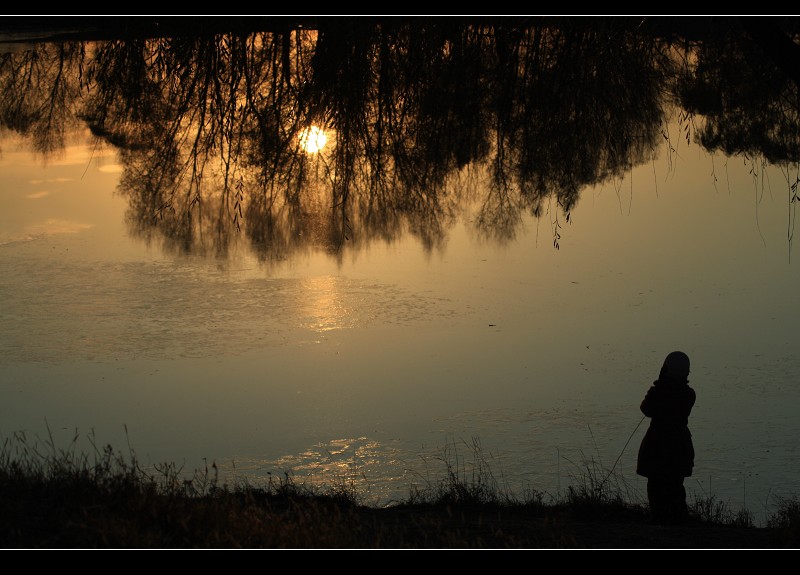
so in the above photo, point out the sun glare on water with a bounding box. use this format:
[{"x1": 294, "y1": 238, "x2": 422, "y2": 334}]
[{"x1": 298, "y1": 125, "x2": 328, "y2": 153}]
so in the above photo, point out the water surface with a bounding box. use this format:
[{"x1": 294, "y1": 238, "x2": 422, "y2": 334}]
[{"x1": 2, "y1": 124, "x2": 798, "y2": 524}]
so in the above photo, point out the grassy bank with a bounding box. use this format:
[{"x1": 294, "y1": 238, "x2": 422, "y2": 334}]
[{"x1": 1, "y1": 431, "x2": 798, "y2": 549}]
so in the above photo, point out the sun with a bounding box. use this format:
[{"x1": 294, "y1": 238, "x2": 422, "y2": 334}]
[{"x1": 298, "y1": 125, "x2": 328, "y2": 153}]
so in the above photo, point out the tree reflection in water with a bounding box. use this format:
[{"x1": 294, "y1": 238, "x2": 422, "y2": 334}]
[{"x1": 1, "y1": 16, "x2": 798, "y2": 260}]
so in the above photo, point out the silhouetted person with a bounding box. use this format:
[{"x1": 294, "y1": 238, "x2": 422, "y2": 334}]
[{"x1": 636, "y1": 351, "x2": 696, "y2": 525}]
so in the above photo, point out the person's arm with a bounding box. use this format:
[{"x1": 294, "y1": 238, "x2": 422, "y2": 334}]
[{"x1": 640, "y1": 386, "x2": 657, "y2": 417}]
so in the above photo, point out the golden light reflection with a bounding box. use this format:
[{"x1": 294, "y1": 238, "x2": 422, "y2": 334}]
[
  {"x1": 298, "y1": 125, "x2": 328, "y2": 153},
  {"x1": 298, "y1": 275, "x2": 351, "y2": 332},
  {"x1": 248, "y1": 437, "x2": 412, "y2": 506}
]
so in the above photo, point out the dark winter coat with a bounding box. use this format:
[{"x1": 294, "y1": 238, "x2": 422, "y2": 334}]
[{"x1": 636, "y1": 376, "x2": 696, "y2": 479}]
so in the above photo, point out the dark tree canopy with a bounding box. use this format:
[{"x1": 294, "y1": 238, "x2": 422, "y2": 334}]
[{"x1": 1, "y1": 16, "x2": 798, "y2": 258}]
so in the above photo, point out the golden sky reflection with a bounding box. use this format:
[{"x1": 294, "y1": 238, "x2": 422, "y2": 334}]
[{"x1": 0, "y1": 131, "x2": 127, "y2": 247}]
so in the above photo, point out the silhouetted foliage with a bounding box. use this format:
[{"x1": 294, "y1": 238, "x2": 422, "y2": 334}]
[
  {"x1": 676, "y1": 18, "x2": 800, "y2": 164},
  {"x1": 1, "y1": 16, "x2": 799, "y2": 259}
]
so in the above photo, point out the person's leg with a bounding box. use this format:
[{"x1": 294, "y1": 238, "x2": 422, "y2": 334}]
[
  {"x1": 647, "y1": 478, "x2": 668, "y2": 524},
  {"x1": 673, "y1": 478, "x2": 688, "y2": 524},
  {"x1": 660, "y1": 477, "x2": 688, "y2": 524}
]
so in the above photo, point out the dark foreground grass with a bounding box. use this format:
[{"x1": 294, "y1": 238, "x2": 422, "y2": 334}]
[{"x1": 1, "y1": 431, "x2": 798, "y2": 549}]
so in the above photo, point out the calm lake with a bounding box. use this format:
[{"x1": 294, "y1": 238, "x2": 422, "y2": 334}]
[{"x1": 1, "y1": 17, "x2": 798, "y2": 526}]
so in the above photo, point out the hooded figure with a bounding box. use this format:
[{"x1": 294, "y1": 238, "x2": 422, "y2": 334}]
[{"x1": 636, "y1": 351, "x2": 696, "y2": 524}]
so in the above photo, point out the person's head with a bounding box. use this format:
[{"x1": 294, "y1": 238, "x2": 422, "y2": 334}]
[{"x1": 659, "y1": 351, "x2": 690, "y2": 383}]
